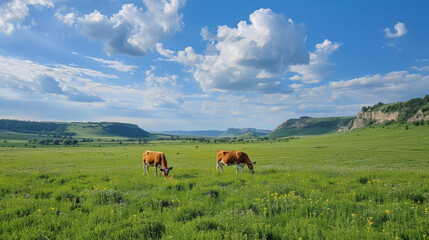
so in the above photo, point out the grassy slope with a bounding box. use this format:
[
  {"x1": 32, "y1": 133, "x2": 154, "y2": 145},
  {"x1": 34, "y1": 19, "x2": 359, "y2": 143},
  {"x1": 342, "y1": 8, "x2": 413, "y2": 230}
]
[
  {"x1": 0, "y1": 124, "x2": 428, "y2": 239},
  {"x1": 269, "y1": 116, "x2": 355, "y2": 138},
  {"x1": 66, "y1": 123, "x2": 118, "y2": 139},
  {"x1": 0, "y1": 121, "x2": 152, "y2": 141}
]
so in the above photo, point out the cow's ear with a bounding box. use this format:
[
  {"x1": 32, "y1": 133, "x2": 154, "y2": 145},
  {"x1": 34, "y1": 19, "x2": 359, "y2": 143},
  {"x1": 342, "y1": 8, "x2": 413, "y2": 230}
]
[
  {"x1": 222, "y1": 151, "x2": 226, "y2": 154},
  {"x1": 168, "y1": 167, "x2": 173, "y2": 170},
  {"x1": 253, "y1": 162, "x2": 256, "y2": 165}
]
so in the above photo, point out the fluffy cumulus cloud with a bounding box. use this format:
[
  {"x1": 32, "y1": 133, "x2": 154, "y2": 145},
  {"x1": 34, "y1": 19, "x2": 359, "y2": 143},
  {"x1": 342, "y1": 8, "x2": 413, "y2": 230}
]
[
  {"x1": 384, "y1": 22, "x2": 407, "y2": 38},
  {"x1": 0, "y1": 0, "x2": 54, "y2": 34},
  {"x1": 289, "y1": 39, "x2": 341, "y2": 83},
  {"x1": 78, "y1": 0, "x2": 185, "y2": 56},
  {"x1": 157, "y1": 8, "x2": 309, "y2": 93},
  {"x1": 55, "y1": 11, "x2": 76, "y2": 26}
]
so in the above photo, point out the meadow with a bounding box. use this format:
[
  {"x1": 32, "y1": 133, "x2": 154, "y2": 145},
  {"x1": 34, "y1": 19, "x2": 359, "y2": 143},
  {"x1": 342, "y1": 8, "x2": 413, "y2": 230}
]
[{"x1": 0, "y1": 123, "x2": 428, "y2": 239}]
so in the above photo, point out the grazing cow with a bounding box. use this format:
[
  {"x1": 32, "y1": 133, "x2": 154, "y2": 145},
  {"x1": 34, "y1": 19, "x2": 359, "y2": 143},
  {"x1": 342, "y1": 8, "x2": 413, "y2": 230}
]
[
  {"x1": 142, "y1": 151, "x2": 173, "y2": 178},
  {"x1": 216, "y1": 150, "x2": 256, "y2": 174}
]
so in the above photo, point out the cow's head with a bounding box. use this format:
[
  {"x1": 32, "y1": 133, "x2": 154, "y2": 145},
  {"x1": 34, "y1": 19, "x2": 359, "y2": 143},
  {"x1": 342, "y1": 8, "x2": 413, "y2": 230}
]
[
  {"x1": 248, "y1": 162, "x2": 256, "y2": 173},
  {"x1": 161, "y1": 167, "x2": 173, "y2": 178}
]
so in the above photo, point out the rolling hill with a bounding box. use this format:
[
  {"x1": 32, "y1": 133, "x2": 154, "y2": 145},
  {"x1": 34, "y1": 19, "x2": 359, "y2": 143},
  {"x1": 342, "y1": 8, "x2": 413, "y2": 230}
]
[
  {"x1": 268, "y1": 116, "x2": 356, "y2": 138},
  {"x1": 0, "y1": 120, "x2": 153, "y2": 139}
]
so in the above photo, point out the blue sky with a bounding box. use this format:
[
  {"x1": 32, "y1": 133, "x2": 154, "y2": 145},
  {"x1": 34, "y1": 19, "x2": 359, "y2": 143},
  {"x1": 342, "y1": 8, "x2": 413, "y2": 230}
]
[{"x1": 0, "y1": 0, "x2": 428, "y2": 131}]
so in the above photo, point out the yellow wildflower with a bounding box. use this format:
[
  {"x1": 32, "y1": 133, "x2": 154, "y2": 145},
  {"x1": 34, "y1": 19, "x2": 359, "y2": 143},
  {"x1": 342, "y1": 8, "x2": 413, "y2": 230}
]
[
  {"x1": 133, "y1": 214, "x2": 136, "y2": 218},
  {"x1": 51, "y1": 208, "x2": 55, "y2": 211},
  {"x1": 351, "y1": 213, "x2": 356, "y2": 217},
  {"x1": 385, "y1": 209, "x2": 390, "y2": 214},
  {"x1": 37, "y1": 209, "x2": 41, "y2": 212}
]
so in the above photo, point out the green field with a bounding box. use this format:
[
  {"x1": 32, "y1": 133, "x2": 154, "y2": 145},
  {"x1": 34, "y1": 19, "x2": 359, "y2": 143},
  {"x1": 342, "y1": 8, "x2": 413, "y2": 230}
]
[{"x1": 1, "y1": 123, "x2": 428, "y2": 239}]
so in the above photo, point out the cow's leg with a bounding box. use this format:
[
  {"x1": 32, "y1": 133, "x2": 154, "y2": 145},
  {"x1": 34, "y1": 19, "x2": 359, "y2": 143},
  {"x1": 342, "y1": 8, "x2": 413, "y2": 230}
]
[
  {"x1": 236, "y1": 164, "x2": 239, "y2": 173},
  {"x1": 142, "y1": 162, "x2": 145, "y2": 175},
  {"x1": 240, "y1": 165, "x2": 244, "y2": 173},
  {"x1": 145, "y1": 163, "x2": 149, "y2": 175},
  {"x1": 216, "y1": 162, "x2": 219, "y2": 172},
  {"x1": 154, "y1": 164, "x2": 158, "y2": 176},
  {"x1": 219, "y1": 163, "x2": 224, "y2": 173}
]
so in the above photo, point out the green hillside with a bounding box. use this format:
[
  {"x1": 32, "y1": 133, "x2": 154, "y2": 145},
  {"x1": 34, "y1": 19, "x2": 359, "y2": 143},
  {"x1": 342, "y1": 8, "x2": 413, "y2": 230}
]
[
  {"x1": 66, "y1": 122, "x2": 152, "y2": 139},
  {"x1": 269, "y1": 116, "x2": 355, "y2": 138},
  {"x1": 0, "y1": 120, "x2": 152, "y2": 140}
]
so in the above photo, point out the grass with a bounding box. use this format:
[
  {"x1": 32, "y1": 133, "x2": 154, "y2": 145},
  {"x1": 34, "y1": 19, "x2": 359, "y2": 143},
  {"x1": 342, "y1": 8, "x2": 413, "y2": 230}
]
[{"x1": 0, "y1": 123, "x2": 428, "y2": 239}]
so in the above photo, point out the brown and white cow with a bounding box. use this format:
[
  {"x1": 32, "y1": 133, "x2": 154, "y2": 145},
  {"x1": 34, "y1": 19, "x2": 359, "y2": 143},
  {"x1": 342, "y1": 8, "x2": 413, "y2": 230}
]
[
  {"x1": 142, "y1": 151, "x2": 173, "y2": 178},
  {"x1": 216, "y1": 150, "x2": 256, "y2": 174}
]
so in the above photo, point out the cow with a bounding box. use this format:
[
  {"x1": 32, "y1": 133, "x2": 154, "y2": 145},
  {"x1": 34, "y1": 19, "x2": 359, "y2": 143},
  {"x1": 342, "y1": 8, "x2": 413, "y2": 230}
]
[
  {"x1": 142, "y1": 151, "x2": 173, "y2": 178},
  {"x1": 216, "y1": 150, "x2": 256, "y2": 174}
]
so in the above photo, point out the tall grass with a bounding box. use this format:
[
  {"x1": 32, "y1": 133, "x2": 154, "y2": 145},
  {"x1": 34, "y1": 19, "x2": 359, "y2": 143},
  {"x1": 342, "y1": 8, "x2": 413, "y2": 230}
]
[{"x1": 0, "y1": 123, "x2": 428, "y2": 239}]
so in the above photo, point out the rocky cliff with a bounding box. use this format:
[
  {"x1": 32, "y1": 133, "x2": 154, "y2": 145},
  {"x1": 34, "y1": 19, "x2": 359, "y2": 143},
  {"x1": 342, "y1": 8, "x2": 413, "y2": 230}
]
[
  {"x1": 407, "y1": 109, "x2": 429, "y2": 122},
  {"x1": 338, "y1": 95, "x2": 429, "y2": 132}
]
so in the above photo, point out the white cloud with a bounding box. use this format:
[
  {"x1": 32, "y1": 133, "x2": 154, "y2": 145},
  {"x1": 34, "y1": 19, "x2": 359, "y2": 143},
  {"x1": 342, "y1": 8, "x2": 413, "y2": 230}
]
[
  {"x1": 145, "y1": 66, "x2": 177, "y2": 87},
  {"x1": 86, "y1": 56, "x2": 137, "y2": 72},
  {"x1": 156, "y1": 43, "x2": 203, "y2": 67},
  {"x1": 55, "y1": 11, "x2": 76, "y2": 26},
  {"x1": 0, "y1": 0, "x2": 54, "y2": 34},
  {"x1": 79, "y1": 0, "x2": 185, "y2": 56},
  {"x1": 157, "y1": 8, "x2": 309, "y2": 93},
  {"x1": 289, "y1": 39, "x2": 341, "y2": 83},
  {"x1": 0, "y1": 54, "x2": 186, "y2": 111},
  {"x1": 384, "y1": 22, "x2": 407, "y2": 38},
  {"x1": 200, "y1": 26, "x2": 216, "y2": 42},
  {"x1": 325, "y1": 70, "x2": 429, "y2": 104},
  {"x1": 411, "y1": 65, "x2": 429, "y2": 72},
  {"x1": 0, "y1": 55, "x2": 116, "y2": 103}
]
